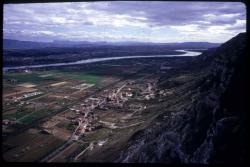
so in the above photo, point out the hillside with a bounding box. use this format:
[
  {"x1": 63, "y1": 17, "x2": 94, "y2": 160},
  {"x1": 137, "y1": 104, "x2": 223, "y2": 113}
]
[{"x1": 117, "y1": 32, "x2": 246, "y2": 163}]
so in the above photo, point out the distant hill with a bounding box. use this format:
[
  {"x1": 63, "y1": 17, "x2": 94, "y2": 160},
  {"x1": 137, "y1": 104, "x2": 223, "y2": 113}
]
[
  {"x1": 3, "y1": 39, "x2": 221, "y2": 50},
  {"x1": 166, "y1": 42, "x2": 221, "y2": 49},
  {"x1": 3, "y1": 39, "x2": 51, "y2": 49},
  {"x1": 76, "y1": 41, "x2": 221, "y2": 48},
  {"x1": 3, "y1": 39, "x2": 75, "y2": 49}
]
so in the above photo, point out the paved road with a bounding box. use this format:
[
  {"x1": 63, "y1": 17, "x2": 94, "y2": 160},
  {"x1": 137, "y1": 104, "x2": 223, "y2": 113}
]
[
  {"x1": 40, "y1": 140, "x2": 74, "y2": 162},
  {"x1": 37, "y1": 66, "x2": 152, "y2": 162},
  {"x1": 5, "y1": 65, "x2": 152, "y2": 140}
]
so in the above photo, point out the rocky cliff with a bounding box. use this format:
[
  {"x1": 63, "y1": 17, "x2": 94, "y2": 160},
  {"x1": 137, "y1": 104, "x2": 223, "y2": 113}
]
[{"x1": 117, "y1": 33, "x2": 247, "y2": 164}]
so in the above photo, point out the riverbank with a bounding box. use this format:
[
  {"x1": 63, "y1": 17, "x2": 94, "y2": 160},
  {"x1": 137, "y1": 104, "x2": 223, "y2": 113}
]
[{"x1": 4, "y1": 50, "x2": 202, "y2": 71}]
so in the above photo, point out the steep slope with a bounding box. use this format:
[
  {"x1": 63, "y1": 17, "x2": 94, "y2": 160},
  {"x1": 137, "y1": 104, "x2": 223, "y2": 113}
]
[{"x1": 117, "y1": 32, "x2": 246, "y2": 163}]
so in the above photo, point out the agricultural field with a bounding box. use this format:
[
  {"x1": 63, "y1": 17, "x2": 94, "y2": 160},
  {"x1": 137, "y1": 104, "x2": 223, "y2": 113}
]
[
  {"x1": 4, "y1": 70, "x2": 103, "y2": 85},
  {"x1": 3, "y1": 131, "x2": 64, "y2": 162},
  {"x1": 3, "y1": 58, "x2": 173, "y2": 162},
  {"x1": 2, "y1": 68, "x2": 107, "y2": 134}
]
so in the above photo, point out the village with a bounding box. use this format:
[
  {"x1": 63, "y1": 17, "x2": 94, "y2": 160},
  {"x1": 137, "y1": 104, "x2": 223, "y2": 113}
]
[{"x1": 2, "y1": 60, "x2": 173, "y2": 162}]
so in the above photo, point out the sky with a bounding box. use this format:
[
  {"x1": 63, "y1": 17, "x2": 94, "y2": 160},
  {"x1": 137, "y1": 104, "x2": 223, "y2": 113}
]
[{"x1": 3, "y1": 1, "x2": 246, "y2": 43}]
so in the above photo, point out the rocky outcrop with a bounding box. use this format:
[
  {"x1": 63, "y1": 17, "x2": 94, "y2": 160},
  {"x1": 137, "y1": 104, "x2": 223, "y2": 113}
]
[{"x1": 117, "y1": 33, "x2": 246, "y2": 163}]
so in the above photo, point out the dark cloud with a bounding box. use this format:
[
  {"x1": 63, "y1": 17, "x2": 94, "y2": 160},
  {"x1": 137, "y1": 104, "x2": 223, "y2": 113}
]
[
  {"x1": 4, "y1": 2, "x2": 245, "y2": 28},
  {"x1": 3, "y1": 1, "x2": 246, "y2": 42},
  {"x1": 89, "y1": 1, "x2": 246, "y2": 27}
]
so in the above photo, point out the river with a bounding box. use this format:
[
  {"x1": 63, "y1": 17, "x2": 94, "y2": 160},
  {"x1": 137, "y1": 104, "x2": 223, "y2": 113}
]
[{"x1": 3, "y1": 49, "x2": 202, "y2": 71}]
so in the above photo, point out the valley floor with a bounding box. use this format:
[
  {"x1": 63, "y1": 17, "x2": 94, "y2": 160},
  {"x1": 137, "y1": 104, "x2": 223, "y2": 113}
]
[{"x1": 2, "y1": 56, "x2": 207, "y2": 162}]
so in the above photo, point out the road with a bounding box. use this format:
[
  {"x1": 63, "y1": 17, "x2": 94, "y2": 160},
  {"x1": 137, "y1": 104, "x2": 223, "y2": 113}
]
[
  {"x1": 37, "y1": 66, "x2": 152, "y2": 162},
  {"x1": 5, "y1": 66, "x2": 149, "y2": 139},
  {"x1": 40, "y1": 140, "x2": 74, "y2": 162}
]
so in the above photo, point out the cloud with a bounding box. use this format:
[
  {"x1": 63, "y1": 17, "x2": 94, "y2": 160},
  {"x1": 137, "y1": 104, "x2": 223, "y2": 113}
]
[
  {"x1": 89, "y1": 2, "x2": 245, "y2": 27},
  {"x1": 3, "y1": 1, "x2": 246, "y2": 42}
]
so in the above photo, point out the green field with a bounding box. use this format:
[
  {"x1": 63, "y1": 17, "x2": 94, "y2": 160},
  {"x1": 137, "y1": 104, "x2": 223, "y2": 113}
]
[
  {"x1": 3, "y1": 69, "x2": 104, "y2": 127},
  {"x1": 3, "y1": 108, "x2": 57, "y2": 125},
  {"x1": 49, "y1": 70, "x2": 102, "y2": 85},
  {"x1": 4, "y1": 73, "x2": 58, "y2": 84},
  {"x1": 19, "y1": 109, "x2": 56, "y2": 125},
  {"x1": 4, "y1": 70, "x2": 103, "y2": 86},
  {"x1": 3, "y1": 111, "x2": 27, "y2": 121}
]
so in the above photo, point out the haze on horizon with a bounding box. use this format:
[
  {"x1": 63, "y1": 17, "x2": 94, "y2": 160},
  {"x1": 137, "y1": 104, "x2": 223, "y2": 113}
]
[{"x1": 3, "y1": 1, "x2": 246, "y2": 43}]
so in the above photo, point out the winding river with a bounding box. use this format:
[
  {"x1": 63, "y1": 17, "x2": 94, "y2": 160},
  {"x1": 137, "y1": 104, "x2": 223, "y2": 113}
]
[{"x1": 3, "y1": 49, "x2": 202, "y2": 71}]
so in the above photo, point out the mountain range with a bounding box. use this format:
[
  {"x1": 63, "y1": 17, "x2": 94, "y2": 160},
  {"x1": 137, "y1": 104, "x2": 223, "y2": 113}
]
[{"x1": 3, "y1": 39, "x2": 221, "y2": 50}]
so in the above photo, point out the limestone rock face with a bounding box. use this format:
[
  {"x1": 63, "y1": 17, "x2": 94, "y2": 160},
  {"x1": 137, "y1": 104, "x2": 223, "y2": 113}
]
[{"x1": 117, "y1": 33, "x2": 246, "y2": 163}]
